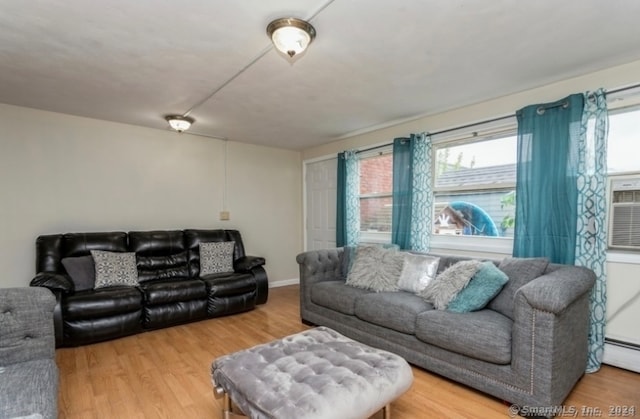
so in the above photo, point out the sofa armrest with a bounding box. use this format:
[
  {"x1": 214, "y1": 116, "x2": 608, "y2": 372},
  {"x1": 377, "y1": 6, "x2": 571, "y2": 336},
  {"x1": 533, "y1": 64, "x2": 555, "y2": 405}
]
[
  {"x1": 296, "y1": 248, "x2": 345, "y2": 286},
  {"x1": 0, "y1": 287, "x2": 56, "y2": 365},
  {"x1": 510, "y1": 265, "x2": 595, "y2": 405},
  {"x1": 31, "y1": 272, "x2": 74, "y2": 294},
  {"x1": 518, "y1": 266, "x2": 596, "y2": 314},
  {"x1": 234, "y1": 255, "x2": 265, "y2": 272}
]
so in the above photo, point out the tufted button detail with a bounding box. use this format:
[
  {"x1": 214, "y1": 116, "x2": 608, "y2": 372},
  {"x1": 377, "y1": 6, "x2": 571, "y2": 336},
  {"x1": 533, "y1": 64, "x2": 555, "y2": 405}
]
[{"x1": 212, "y1": 326, "x2": 413, "y2": 418}]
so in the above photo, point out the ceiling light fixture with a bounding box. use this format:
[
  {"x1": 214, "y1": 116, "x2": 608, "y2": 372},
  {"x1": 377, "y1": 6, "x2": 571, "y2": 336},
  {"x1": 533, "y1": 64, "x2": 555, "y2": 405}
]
[
  {"x1": 267, "y1": 18, "x2": 316, "y2": 59},
  {"x1": 165, "y1": 115, "x2": 194, "y2": 132}
]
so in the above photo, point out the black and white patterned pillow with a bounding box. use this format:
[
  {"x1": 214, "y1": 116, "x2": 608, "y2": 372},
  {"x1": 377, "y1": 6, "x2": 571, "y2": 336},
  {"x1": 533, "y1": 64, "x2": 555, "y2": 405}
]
[
  {"x1": 91, "y1": 250, "x2": 139, "y2": 289},
  {"x1": 200, "y1": 241, "x2": 235, "y2": 275}
]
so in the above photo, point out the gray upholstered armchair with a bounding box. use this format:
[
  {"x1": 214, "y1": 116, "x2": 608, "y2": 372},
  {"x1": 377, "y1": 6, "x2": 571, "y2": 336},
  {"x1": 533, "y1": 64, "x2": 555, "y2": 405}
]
[{"x1": 0, "y1": 287, "x2": 58, "y2": 419}]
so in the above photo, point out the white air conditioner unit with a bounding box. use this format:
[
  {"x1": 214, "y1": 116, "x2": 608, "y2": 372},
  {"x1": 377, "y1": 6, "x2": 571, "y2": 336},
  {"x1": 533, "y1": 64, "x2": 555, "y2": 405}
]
[{"x1": 608, "y1": 175, "x2": 640, "y2": 250}]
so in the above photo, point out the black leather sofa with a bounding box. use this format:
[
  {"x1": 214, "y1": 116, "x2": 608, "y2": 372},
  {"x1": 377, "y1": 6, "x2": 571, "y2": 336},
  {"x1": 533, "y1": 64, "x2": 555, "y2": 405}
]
[{"x1": 30, "y1": 229, "x2": 268, "y2": 347}]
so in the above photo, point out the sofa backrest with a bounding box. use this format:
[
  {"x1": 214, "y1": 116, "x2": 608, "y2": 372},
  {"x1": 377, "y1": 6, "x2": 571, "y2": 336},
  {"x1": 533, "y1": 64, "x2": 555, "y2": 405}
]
[
  {"x1": 35, "y1": 229, "x2": 247, "y2": 279},
  {"x1": 184, "y1": 229, "x2": 246, "y2": 278},
  {"x1": 128, "y1": 230, "x2": 189, "y2": 282},
  {"x1": 36, "y1": 232, "x2": 128, "y2": 274}
]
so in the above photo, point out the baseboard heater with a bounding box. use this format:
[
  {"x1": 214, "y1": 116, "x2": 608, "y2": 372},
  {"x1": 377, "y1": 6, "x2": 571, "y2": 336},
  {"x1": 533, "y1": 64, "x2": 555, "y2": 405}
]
[{"x1": 603, "y1": 338, "x2": 640, "y2": 373}]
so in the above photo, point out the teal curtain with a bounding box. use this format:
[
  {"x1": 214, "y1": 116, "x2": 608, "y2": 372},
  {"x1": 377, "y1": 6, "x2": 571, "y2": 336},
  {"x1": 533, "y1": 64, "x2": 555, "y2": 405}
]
[
  {"x1": 392, "y1": 137, "x2": 412, "y2": 249},
  {"x1": 576, "y1": 89, "x2": 608, "y2": 373},
  {"x1": 514, "y1": 90, "x2": 609, "y2": 373},
  {"x1": 514, "y1": 94, "x2": 584, "y2": 264},
  {"x1": 392, "y1": 133, "x2": 433, "y2": 251},
  {"x1": 336, "y1": 151, "x2": 360, "y2": 247}
]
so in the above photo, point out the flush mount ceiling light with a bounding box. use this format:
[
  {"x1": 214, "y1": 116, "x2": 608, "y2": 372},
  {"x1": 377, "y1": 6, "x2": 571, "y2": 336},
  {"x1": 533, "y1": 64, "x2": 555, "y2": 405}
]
[
  {"x1": 267, "y1": 17, "x2": 316, "y2": 59},
  {"x1": 165, "y1": 115, "x2": 194, "y2": 132}
]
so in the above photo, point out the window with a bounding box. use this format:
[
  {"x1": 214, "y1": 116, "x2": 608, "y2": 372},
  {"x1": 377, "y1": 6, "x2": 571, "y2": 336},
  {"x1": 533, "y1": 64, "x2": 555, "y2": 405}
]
[
  {"x1": 433, "y1": 133, "x2": 517, "y2": 238},
  {"x1": 349, "y1": 97, "x2": 637, "y2": 250},
  {"x1": 608, "y1": 106, "x2": 640, "y2": 174},
  {"x1": 359, "y1": 150, "x2": 393, "y2": 236}
]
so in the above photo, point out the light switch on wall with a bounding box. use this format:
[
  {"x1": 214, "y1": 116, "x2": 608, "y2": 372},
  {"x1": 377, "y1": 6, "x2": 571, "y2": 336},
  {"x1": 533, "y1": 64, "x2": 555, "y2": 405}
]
[{"x1": 219, "y1": 211, "x2": 230, "y2": 221}]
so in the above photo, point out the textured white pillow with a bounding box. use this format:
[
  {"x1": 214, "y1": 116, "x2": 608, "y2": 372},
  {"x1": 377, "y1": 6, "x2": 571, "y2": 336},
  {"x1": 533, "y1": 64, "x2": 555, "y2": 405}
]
[
  {"x1": 91, "y1": 250, "x2": 139, "y2": 289},
  {"x1": 419, "y1": 260, "x2": 483, "y2": 309},
  {"x1": 200, "y1": 241, "x2": 235, "y2": 275},
  {"x1": 346, "y1": 246, "x2": 404, "y2": 292},
  {"x1": 397, "y1": 254, "x2": 440, "y2": 294}
]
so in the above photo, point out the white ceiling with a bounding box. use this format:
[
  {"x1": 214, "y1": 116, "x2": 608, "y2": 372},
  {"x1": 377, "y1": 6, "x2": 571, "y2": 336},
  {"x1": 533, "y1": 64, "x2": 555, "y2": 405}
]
[{"x1": 2, "y1": 1, "x2": 640, "y2": 150}]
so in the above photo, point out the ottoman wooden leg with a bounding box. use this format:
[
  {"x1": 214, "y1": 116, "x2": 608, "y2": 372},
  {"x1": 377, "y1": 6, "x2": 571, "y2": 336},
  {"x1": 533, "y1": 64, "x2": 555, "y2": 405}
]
[
  {"x1": 382, "y1": 403, "x2": 391, "y2": 419},
  {"x1": 214, "y1": 386, "x2": 247, "y2": 419}
]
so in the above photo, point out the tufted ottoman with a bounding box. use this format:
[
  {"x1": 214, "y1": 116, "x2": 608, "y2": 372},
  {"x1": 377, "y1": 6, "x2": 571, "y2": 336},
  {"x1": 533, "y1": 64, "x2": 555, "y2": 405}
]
[{"x1": 211, "y1": 326, "x2": 413, "y2": 419}]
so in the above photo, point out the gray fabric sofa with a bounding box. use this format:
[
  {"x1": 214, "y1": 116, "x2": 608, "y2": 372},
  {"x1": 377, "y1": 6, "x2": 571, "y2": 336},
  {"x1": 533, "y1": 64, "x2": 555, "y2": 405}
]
[
  {"x1": 297, "y1": 247, "x2": 596, "y2": 409},
  {"x1": 0, "y1": 287, "x2": 58, "y2": 419}
]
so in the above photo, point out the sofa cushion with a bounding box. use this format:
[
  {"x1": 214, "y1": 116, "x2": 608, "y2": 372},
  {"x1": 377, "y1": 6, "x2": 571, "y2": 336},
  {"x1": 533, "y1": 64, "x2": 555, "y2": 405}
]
[
  {"x1": 346, "y1": 246, "x2": 403, "y2": 292},
  {"x1": 354, "y1": 292, "x2": 433, "y2": 334},
  {"x1": 447, "y1": 261, "x2": 509, "y2": 313},
  {"x1": 139, "y1": 279, "x2": 207, "y2": 305},
  {"x1": 311, "y1": 281, "x2": 372, "y2": 316},
  {"x1": 415, "y1": 309, "x2": 513, "y2": 364},
  {"x1": 488, "y1": 257, "x2": 549, "y2": 319},
  {"x1": 200, "y1": 241, "x2": 235, "y2": 275},
  {"x1": 419, "y1": 260, "x2": 483, "y2": 309},
  {"x1": 397, "y1": 254, "x2": 440, "y2": 294},
  {"x1": 91, "y1": 250, "x2": 139, "y2": 289},
  {"x1": 61, "y1": 255, "x2": 95, "y2": 291},
  {"x1": 62, "y1": 287, "x2": 143, "y2": 320}
]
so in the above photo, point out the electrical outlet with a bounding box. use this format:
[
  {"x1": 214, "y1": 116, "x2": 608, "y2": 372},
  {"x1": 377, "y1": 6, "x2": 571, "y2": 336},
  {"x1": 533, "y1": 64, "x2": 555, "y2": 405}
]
[{"x1": 219, "y1": 211, "x2": 230, "y2": 221}]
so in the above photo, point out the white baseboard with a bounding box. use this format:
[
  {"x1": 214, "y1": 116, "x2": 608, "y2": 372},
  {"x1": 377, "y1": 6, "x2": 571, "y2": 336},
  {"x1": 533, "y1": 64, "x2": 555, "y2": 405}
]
[
  {"x1": 603, "y1": 342, "x2": 640, "y2": 373},
  {"x1": 269, "y1": 278, "x2": 300, "y2": 288}
]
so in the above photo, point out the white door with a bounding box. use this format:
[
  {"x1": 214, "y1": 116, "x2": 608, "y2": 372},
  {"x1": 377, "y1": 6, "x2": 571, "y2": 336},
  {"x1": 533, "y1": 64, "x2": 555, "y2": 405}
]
[{"x1": 305, "y1": 157, "x2": 337, "y2": 251}]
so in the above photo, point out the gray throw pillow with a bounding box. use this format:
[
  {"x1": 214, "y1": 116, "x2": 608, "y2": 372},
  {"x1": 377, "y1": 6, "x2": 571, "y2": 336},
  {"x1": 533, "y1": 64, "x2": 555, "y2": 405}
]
[
  {"x1": 91, "y1": 250, "x2": 139, "y2": 289},
  {"x1": 346, "y1": 246, "x2": 404, "y2": 292},
  {"x1": 487, "y1": 257, "x2": 549, "y2": 319},
  {"x1": 419, "y1": 260, "x2": 483, "y2": 310},
  {"x1": 200, "y1": 241, "x2": 235, "y2": 275},
  {"x1": 397, "y1": 254, "x2": 440, "y2": 294},
  {"x1": 61, "y1": 255, "x2": 95, "y2": 291}
]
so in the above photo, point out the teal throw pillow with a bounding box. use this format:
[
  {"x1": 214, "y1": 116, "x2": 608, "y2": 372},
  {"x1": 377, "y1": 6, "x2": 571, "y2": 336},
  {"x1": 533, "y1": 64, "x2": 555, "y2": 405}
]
[{"x1": 447, "y1": 261, "x2": 509, "y2": 313}]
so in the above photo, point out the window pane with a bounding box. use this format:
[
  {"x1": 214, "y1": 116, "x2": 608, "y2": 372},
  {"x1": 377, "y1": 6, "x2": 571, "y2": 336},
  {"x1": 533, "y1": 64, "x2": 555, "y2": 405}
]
[
  {"x1": 359, "y1": 153, "x2": 392, "y2": 232},
  {"x1": 360, "y1": 196, "x2": 392, "y2": 232},
  {"x1": 608, "y1": 108, "x2": 640, "y2": 174},
  {"x1": 434, "y1": 189, "x2": 516, "y2": 238},
  {"x1": 433, "y1": 134, "x2": 516, "y2": 238},
  {"x1": 359, "y1": 153, "x2": 392, "y2": 195},
  {"x1": 435, "y1": 136, "x2": 517, "y2": 188}
]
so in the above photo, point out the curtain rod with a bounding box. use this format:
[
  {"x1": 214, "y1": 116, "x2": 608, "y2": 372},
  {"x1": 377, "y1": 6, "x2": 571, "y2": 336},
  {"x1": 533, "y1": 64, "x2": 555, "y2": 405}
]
[
  {"x1": 357, "y1": 114, "x2": 513, "y2": 154},
  {"x1": 356, "y1": 82, "x2": 640, "y2": 155}
]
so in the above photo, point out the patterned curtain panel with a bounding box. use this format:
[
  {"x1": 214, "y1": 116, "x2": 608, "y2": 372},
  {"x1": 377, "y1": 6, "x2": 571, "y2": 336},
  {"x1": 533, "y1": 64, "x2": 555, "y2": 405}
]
[
  {"x1": 392, "y1": 133, "x2": 433, "y2": 251},
  {"x1": 336, "y1": 151, "x2": 360, "y2": 247},
  {"x1": 409, "y1": 133, "x2": 433, "y2": 252},
  {"x1": 576, "y1": 89, "x2": 609, "y2": 373},
  {"x1": 513, "y1": 93, "x2": 584, "y2": 264}
]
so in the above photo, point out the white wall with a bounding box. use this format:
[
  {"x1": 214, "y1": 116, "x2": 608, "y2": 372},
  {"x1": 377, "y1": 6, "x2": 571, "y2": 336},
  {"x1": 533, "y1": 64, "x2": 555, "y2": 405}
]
[
  {"x1": 302, "y1": 59, "x2": 640, "y2": 351},
  {"x1": 0, "y1": 104, "x2": 302, "y2": 287}
]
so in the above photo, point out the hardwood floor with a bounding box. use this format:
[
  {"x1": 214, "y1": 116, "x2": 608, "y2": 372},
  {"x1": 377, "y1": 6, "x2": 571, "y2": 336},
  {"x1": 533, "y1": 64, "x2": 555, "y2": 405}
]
[{"x1": 57, "y1": 285, "x2": 639, "y2": 418}]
